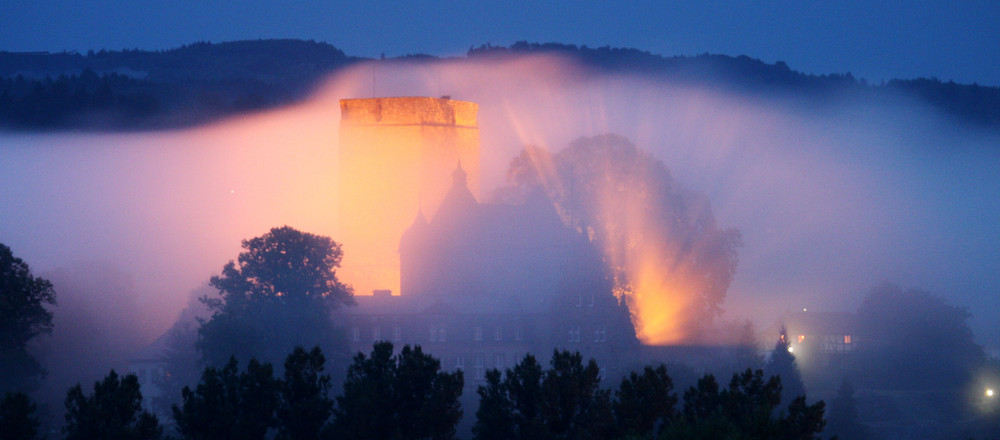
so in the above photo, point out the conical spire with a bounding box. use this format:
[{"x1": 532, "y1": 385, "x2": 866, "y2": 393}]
[
  {"x1": 452, "y1": 160, "x2": 468, "y2": 187},
  {"x1": 399, "y1": 204, "x2": 429, "y2": 253}
]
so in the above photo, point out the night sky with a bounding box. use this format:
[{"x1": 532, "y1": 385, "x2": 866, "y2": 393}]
[{"x1": 1, "y1": 0, "x2": 998, "y2": 86}]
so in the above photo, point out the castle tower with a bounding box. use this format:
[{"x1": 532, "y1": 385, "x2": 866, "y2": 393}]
[{"x1": 338, "y1": 97, "x2": 480, "y2": 296}]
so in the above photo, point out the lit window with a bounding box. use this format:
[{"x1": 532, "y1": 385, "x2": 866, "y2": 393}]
[
  {"x1": 844, "y1": 335, "x2": 852, "y2": 344},
  {"x1": 474, "y1": 327, "x2": 483, "y2": 341},
  {"x1": 797, "y1": 335, "x2": 806, "y2": 343}
]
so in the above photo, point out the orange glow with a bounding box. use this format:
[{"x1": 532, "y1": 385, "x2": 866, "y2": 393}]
[
  {"x1": 631, "y1": 254, "x2": 697, "y2": 344},
  {"x1": 338, "y1": 97, "x2": 480, "y2": 296}
]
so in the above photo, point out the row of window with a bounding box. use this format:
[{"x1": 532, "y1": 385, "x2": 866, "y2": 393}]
[
  {"x1": 460, "y1": 352, "x2": 605, "y2": 382},
  {"x1": 575, "y1": 293, "x2": 598, "y2": 307},
  {"x1": 794, "y1": 334, "x2": 855, "y2": 353},
  {"x1": 568, "y1": 325, "x2": 607, "y2": 343},
  {"x1": 461, "y1": 353, "x2": 506, "y2": 381},
  {"x1": 349, "y1": 325, "x2": 526, "y2": 343},
  {"x1": 352, "y1": 326, "x2": 405, "y2": 342},
  {"x1": 350, "y1": 325, "x2": 609, "y2": 345}
]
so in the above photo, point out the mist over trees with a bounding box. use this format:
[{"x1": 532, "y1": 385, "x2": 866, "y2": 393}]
[
  {"x1": 825, "y1": 379, "x2": 868, "y2": 440},
  {"x1": 3, "y1": 40, "x2": 1000, "y2": 131},
  {"x1": 764, "y1": 328, "x2": 807, "y2": 409},
  {"x1": 474, "y1": 351, "x2": 826, "y2": 440},
  {"x1": 497, "y1": 134, "x2": 741, "y2": 337},
  {"x1": 63, "y1": 370, "x2": 161, "y2": 440},
  {"x1": 29, "y1": 262, "x2": 152, "y2": 425},
  {"x1": 4, "y1": 336, "x2": 835, "y2": 440},
  {"x1": 172, "y1": 356, "x2": 278, "y2": 440},
  {"x1": 332, "y1": 342, "x2": 464, "y2": 440},
  {"x1": 0, "y1": 243, "x2": 56, "y2": 395},
  {"x1": 852, "y1": 283, "x2": 984, "y2": 391},
  {"x1": 197, "y1": 226, "x2": 354, "y2": 369},
  {"x1": 1, "y1": 391, "x2": 43, "y2": 440}
]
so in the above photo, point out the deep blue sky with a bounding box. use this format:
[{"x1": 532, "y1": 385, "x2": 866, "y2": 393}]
[{"x1": 1, "y1": 0, "x2": 998, "y2": 86}]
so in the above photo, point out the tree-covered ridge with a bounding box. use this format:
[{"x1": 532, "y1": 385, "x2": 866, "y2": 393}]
[
  {"x1": 0, "y1": 39, "x2": 354, "y2": 81},
  {"x1": 2, "y1": 39, "x2": 1000, "y2": 131},
  {"x1": 0, "y1": 40, "x2": 359, "y2": 130}
]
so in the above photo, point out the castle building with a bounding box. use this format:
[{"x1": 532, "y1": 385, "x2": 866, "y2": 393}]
[
  {"x1": 341, "y1": 163, "x2": 639, "y2": 413},
  {"x1": 338, "y1": 97, "x2": 480, "y2": 297}
]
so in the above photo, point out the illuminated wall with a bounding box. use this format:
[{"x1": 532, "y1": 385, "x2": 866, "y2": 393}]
[{"x1": 338, "y1": 97, "x2": 480, "y2": 296}]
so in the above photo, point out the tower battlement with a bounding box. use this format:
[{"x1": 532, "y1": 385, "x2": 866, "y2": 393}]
[{"x1": 340, "y1": 97, "x2": 478, "y2": 128}]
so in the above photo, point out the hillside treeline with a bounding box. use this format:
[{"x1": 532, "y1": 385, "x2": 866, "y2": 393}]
[{"x1": 1, "y1": 39, "x2": 999, "y2": 131}]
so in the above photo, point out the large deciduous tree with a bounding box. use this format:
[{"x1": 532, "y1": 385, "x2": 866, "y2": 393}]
[
  {"x1": 0, "y1": 243, "x2": 56, "y2": 394},
  {"x1": 63, "y1": 370, "x2": 162, "y2": 440},
  {"x1": 498, "y1": 135, "x2": 740, "y2": 342},
  {"x1": 332, "y1": 342, "x2": 464, "y2": 440},
  {"x1": 197, "y1": 226, "x2": 354, "y2": 368},
  {"x1": 853, "y1": 283, "x2": 984, "y2": 391}
]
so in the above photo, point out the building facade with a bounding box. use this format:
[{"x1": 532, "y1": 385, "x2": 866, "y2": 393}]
[{"x1": 338, "y1": 97, "x2": 480, "y2": 297}]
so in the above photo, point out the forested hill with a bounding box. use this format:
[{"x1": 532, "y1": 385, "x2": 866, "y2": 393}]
[
  {"x1": 0, "y1": 39, "x2": 358, "y2": 129},
  {"x1": 1, "y1": 39, "x2": 998, "y2": 131}
]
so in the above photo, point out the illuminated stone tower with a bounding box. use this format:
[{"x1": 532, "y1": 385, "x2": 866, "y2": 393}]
[{"x1": 338, "y1": 97, "x2": 480, "y2": 296}]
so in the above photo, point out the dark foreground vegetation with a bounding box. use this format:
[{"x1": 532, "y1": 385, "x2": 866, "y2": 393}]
[
  {"x1": 3, "y1": 224, "x2": 999, "y2": 439},
  {"x1": 1, "y1": 343, "x2": 828, "y2": 440},
  {"x1": 2, "y1": 39, "x2": 1000, "y2": 131}
]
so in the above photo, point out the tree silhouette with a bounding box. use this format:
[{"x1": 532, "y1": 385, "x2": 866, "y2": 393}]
[
  {"x1": 613, "y1": 364, "x2": 677, "y2": 437},
  {"x1": 0, "y1": 391, "x2": 42, "y2": 440},
  {"x1": 473, "y1": 354, "x2": 546, "y2": 440},
  {"x1": 666, "y1": 369, "x2": 825, "y2": 440},
  {"x1": 332, "y1": 342, "x2": 463, "y2": 440},
  {"x1": 0, "y1": 243, "x2": 56, "y2": 394},
  {"x1": 172, "y1": 356, "x2": 278, "y2": 440},
  {"x1": 473, "y1": 351, "x2": 613, "y2": 440},
  {"x1": 276, "y1": 346, "x2": 333, "y2": 440},
  {"x1": 198, "y1": 226, "x2": 354, "y2": 368},
  {"x1": 765, "y1": 327, "x2": 806, "y2": 408},
  {"x1": 825, "y1": 379, "x2": 867, "y2": 440},
  {"x1": 63, "y1": 370, "x2": 161, "y2": 440},
  {"x1": 853, "y1": 283, "x2": 984, "y2": 391}
]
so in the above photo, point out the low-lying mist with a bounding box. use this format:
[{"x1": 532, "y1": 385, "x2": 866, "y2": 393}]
[{"x1": 2, "y1": 53, "x2": 998, "y2": 367}]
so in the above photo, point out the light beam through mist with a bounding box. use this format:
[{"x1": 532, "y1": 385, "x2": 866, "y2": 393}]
[{"x1": 1, "y1": 53, "x2": 998, "y2": 352}]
